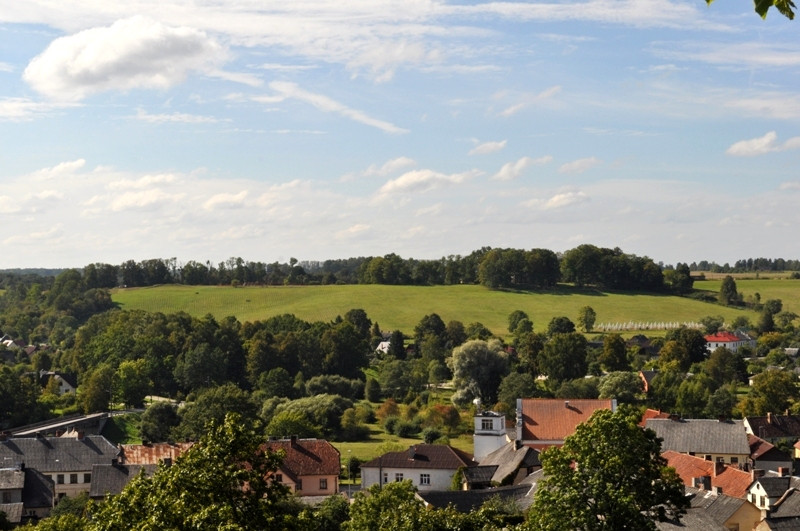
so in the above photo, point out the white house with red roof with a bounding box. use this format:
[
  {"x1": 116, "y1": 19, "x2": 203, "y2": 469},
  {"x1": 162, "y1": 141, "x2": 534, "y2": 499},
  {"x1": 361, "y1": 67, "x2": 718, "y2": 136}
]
[{"x1": 704, "y1": 331, "x2": 756, "y2": 353}]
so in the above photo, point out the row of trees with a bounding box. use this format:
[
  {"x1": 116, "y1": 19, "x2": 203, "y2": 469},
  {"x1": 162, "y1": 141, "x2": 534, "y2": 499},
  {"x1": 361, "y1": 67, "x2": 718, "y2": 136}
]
[{"x1": 20, "y1": 244, "x2": 677, "y2": 292}]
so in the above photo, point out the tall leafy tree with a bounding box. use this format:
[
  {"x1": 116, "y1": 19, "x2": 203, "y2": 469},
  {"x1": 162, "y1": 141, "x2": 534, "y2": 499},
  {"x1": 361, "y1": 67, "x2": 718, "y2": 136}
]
[
  {"x1": 539, "y1": 333, "x2": 588, "y2": 384},
  {"x1": 525, "y1": 408, "x2": 688, "y2": 530},
  {"x1": 577, "y1": 306, "x2": 596, "y2": 333},
  {"x1": 718, "y1": 275, "x2": 740, "y2": 305},
  {"x1": 90, "y1": 414, "x2": 297, "y2": 530},
  {"x1": 449, "y1": 339, "x2": 509, "y2": 405}
]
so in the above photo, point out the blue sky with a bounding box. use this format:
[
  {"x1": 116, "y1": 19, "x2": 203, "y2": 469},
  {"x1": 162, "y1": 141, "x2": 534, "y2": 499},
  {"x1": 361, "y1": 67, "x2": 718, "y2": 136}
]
[{"x1": 1, "y1": 1, "x2": 798, "y2": 269}]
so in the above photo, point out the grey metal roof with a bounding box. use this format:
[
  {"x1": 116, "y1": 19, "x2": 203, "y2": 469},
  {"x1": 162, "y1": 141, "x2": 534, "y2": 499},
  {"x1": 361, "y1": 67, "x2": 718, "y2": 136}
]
[
  {"x1": 645, "y1": 419, "x2": 750, "y2": 455},
  {"x1": 479, "y1": 442, "x2": 540, "y2": 485},
  {"x1": 0, "y1": 503, "x2": 23, "y2": 524},
  {"x1": 89, "y1": 464, "x2": 158, "y2": 498},
  {"x1": 418, "y1": 484, "x2": 533, "y2": 513},
  {"x1": 462, "y1": 465, "x2": 497, "y2": 484},
  {"x1": 758, "y1": 476, "x2": 792, "y2": 497},
  {"x1": 22, "y1": 468, "x2": 54, "y2": 510},
  {"x1": 0, "y1": 435, "x2": 120, "y2": 473},
  {"x1": 0, "y1": 468, "x2": 24, "y2": 490},
  {"x1": 770, "y1": 488, "x2": 800, "y2": 518}
]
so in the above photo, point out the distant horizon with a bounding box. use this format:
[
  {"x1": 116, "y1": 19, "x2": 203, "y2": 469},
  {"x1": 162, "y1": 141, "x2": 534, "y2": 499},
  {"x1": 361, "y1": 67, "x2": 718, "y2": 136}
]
[
  {"x1": 2, "y1": 2, "x2": 799, "y2": 269},
  {"x1": 3, "y1": 247, "x2": 799, "y2": 273}
]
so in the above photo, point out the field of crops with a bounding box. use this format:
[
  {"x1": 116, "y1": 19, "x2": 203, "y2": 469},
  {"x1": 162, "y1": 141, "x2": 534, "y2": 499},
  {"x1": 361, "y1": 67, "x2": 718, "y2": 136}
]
[{"x1": 111, "y1": 283, "x2": 774, "y2": 338}]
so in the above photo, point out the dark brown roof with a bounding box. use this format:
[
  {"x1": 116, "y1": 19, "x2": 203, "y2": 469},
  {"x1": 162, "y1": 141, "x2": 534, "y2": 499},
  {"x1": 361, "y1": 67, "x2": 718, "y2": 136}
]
[
  {"x1": 361, "y1": 444, "x2": 475, "y2": 471},
  {"x1": 749, "y1": 434, "x2": 792, "y2": 462},
  {"x1": 747, "y1": 414, "x2": 800, "y2": 439},
  {"x1": 263, "y1": 438, "x2": 340, "y2": 479}
]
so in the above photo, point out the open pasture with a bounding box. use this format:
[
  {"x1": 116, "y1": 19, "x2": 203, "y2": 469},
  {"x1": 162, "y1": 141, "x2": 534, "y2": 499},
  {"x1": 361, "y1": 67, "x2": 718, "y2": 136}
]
[{"x1": 112, "y1": 284, "x2": 764, "y2": 337}]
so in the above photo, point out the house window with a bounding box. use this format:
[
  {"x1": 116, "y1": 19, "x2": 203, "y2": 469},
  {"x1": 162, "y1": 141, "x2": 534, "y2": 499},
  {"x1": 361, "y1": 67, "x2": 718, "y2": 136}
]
[
  {"x1": 395, "y1": 473, "x2": 404, "y2": 482},
  {"x1": 760, "y1": 496, "x2": 765, "y2": 507},
  {"x1": 70, "y1": 473, "x2": 78, "y2": 484},
  {"x1": 382, "y1": 472, "x2": 388, "y2": 485},
  {"x1": 84, "y1": 473, "x2": 91, "y2": 483},
  {"x1": 297, "y1": 480, "x2": 302, "y2": 491},
  {"x1": 57, "y1": 474, "x2": 64, "y2": 485},
  {"x1": 275, "y1": 474, "x2": 283, "y2": 483},
  {"x1": 481, "y1": 418, "x2": 493, "y2": 430},
  {"x1": 320, "y1": 478, "x2": 328, "y2": 490},
  {"x1": 730, "y1": 457, "x2": 738, "y2": 465},
  {"x1": 420, "y1": 474, "x2": 430, "y2": 486},
  {"x1": 704, "y1": 455, "x2": 712, "y2": 461}
]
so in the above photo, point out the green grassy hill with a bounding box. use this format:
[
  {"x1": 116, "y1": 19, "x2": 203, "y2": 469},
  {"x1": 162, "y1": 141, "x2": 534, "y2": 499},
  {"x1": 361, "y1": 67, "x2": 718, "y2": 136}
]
[
  {"x1": 111, "y1": 284, "x2": 766, "y2": 337},
  {"x1": 693, "y1": 278, "x2": 800, "y2": 317}
]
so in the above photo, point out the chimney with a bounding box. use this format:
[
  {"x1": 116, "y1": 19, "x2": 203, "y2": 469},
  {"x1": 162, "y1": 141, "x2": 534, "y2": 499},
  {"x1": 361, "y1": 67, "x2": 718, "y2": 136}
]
[
  {"x1": 713, "y1": 461, "x2": 725, "y2": 477},
  {"x1": 409, "y1": 446, "x2": 416, "y2": 460},
  {"x1": 767, "y1": 412, "x2": 772, "y2": 424},
  {"x1": 692, "y1": 476, "x2": 710, "y2": 490},
  {"x1": 564, "y1": 401, "x2": 570, "y2": 409},
  {"x1": 751, "y1": 469, "x2": 765, "y2": 481},
  {"x1": 712, "y1": 486, "x2": 723, "y2": 495},
  {"x1": 778, "y1": 467, "x2": 789, "y2": 477},
  {"x1": 290, "y1": 435, "x2": 297, "y2": 447},
  {"x1": 77, "y1": 431, "x2": 85, "y2": 440}
]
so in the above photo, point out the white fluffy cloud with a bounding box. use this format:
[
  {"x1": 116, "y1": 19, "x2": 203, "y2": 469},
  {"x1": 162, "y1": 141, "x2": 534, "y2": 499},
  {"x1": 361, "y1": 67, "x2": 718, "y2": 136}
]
[
  {"x1": 376, "y1": 168, "x2": 477, "y2": 196},
  {"x1": 726, "y1": 131, "x2": 800, "y2": 157},
  {"x1": 24, "y1": 16, "x2": 224, "y2": 101}
]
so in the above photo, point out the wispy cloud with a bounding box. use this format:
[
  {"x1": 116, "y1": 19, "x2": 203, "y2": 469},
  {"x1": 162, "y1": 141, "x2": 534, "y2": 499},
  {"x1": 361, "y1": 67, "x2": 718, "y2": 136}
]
[
  {"x1": 267, "y1": 81, "x2": 409, "y2": 134},
  {"x1": 497, "y1": 85, "x2": 562, "y2": 117},
  {"x1": 469, "y1": 140, "x2": 507, "y2": 156},
  {"x1": 492, "y1": 156, "x2": 552, "y2": 181},
  {"x1": 134, "y1": 108, "x2": 225, "y2": 124},
  {"x1": 726, "y1": 131, "x2": 800, "y2": 157},
  {"x1": 558, "y1": 157, "x2": 602, "y2": 174},
  {"x1": 0, "y1": 97, "x2": 79, "y2": 121}
]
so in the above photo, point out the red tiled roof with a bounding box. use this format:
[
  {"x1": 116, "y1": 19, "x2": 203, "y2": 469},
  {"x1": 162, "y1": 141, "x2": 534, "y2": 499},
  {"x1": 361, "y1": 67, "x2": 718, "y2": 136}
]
[
  {"x1": 663, "y1": 450, "x2": 752, "y2": 499},
  {"x1": 263, "y1": 438, "x2": 340, "y2": 479},
  {"x1": 519, "y1": 399, "x2": 615, "y2": 442},
  {"x1": 704, "y1": 332, "x2": 741, "y2": 343},
  {"x1": 361, "y1": 444, "x2": 475, "y2": 470}
]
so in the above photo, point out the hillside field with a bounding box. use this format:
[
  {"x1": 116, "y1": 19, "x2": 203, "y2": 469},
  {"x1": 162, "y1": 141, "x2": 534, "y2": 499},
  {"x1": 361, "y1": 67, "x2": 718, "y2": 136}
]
[{"x1": 109, "y1": 283, "x2": 779, "y2": 338}]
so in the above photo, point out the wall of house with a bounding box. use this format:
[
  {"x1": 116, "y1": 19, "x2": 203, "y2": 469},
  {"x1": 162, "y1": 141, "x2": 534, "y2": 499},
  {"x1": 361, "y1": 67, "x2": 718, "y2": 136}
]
[
  {"x1": 726, "y1": 501, "x2": 761, "y2": 531},
  {"x1": 362, "y1": 467, "x2": 455, "y2": 492},
  {"x1": 50, "y1": 469, "x2": 92, "y2": 500},
  {"x1": 296, "y1": 474, "x2": 338, "y2": 496}
]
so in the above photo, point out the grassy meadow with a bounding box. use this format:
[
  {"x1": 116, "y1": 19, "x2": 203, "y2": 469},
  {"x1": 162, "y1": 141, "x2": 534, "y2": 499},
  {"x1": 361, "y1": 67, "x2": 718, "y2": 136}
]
[
  {"x1": 111, "y1": 283, "x2": 769, "y2": 338},
  {"x1": 693, "y1": 278, "x2": 800, "y2": 317}
]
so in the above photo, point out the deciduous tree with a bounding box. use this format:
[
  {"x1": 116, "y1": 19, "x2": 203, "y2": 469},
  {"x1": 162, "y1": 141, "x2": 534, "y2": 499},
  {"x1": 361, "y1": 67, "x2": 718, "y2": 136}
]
[{"x1": 525, "y1": 408, "x2": 688, "y2": 530}]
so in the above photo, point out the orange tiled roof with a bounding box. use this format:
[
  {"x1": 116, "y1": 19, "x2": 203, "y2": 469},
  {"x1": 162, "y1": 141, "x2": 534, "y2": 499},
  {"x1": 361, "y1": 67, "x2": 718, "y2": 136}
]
[
  {"x1": 663, "y1": 450, "x2": 752, "y2": 499},
  {"x1": 519, "y1": 399, "x2": 615, "y2": 442},
  {"x1": 120, "y1": 442, "x2": 193, "y2": 465}
]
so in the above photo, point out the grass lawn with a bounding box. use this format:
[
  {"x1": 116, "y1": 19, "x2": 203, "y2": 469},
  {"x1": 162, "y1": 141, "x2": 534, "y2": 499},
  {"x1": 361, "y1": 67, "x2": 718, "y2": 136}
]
[
  {"x1": 332, "y1": 425, "x2": 473, "y2": 465},
  {"x1": 693, "y1": 278, "x2": 800, "y2": 317},
  {"x1": 101, "y1": 413, "x2": 142, "y2": 445},
  {"x1": 112, "y1": 284, "x2": 767, "y2": 338}
]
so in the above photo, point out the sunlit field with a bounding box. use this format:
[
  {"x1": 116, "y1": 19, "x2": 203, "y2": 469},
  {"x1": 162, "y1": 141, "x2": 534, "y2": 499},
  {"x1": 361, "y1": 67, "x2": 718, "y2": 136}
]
[{"x1": 112, "y1": 283, "x2": 766, "y2": 337}]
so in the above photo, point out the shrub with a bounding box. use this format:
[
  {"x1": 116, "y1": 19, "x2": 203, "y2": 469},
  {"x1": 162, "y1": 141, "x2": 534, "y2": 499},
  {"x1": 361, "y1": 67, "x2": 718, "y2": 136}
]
[
  {"x1": 395, "y1": 420, "x2": 420, "y2": 438},
  {"x1": 422, "y1": 427, "x2": 442, "y2": 444},
  {"x1": 383, "y1": 416, "x2": 400, "y2": 434}
]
